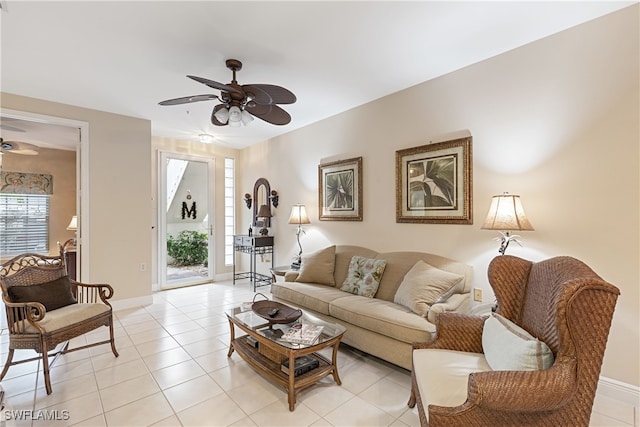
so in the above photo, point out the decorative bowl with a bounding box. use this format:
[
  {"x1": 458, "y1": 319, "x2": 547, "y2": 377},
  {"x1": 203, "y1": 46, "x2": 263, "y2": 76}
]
[{"x1": 252, "y1": 300, "x2": 302, "y2": 324}]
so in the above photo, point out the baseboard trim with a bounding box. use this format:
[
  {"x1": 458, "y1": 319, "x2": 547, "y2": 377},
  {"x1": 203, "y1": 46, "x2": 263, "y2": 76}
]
[
  {"x1": 599, "y1": 376, "x2": 640, "y2": 406},
  {"x1": 111, "y1": 295, "x2": 154, "y2": 312},
  {"x1": 598, "y1": 376, "x2": 639, "y2": 426}
]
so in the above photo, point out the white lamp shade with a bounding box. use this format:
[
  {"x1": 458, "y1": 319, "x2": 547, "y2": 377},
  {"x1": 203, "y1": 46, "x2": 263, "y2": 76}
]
[
  {"x1": 228, "y1": 106, "x2": 242, "y2": 127},
  {"x1": 241, "y1": 110, "x2": 254, "y2": 126},
  {"x1": 66, "y1": 215, "x2": 78, "y2": 231},
  {"x1": 214, "y1": 107, "x2": 229, "y2": 124},
  {"x1": 482, "y1": 194, "x2": 534, "y2": 231},
  {"x1": 288, "y1": 205, "x2": 310, "y2": 225}
]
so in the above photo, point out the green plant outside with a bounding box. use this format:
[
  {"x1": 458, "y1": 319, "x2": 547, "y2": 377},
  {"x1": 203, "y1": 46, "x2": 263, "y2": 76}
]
[{"x1": 167, "y1": 230, "x2": 208, "y2": 266}]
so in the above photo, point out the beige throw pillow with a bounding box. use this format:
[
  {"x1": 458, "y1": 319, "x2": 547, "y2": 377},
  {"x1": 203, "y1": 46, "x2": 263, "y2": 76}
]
[
  {"x1": 393, "y1": 260, "x2": 464, "y2": 316},
  {"x1": 295, "y1": 245, "x2": 336, "y2": 286}
]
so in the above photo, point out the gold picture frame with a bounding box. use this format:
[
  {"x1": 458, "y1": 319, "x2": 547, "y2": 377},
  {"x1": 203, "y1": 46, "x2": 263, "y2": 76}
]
[
  {"x1": 318, "y1": 157, "x2": 363, "y2": 221},
  {"x1": 396, "y1": 137, "x2": 472, "y2": 224}
]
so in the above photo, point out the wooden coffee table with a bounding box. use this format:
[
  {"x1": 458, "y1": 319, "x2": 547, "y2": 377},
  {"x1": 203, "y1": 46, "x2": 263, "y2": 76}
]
[{"x1": 226, "y1": 305, "x2": 346, "y2": 411}]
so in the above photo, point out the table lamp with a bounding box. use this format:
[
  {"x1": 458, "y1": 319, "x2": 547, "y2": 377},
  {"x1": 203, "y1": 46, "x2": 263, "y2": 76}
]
[
  {"x1": 66, "y1": 215, "x2": 78, "y2": 247},
  {"x1": 257, "y1": 204, "x2": 272, "y2": 236},
  {"x1": 288, "y1": 204, "x2": 310, "y2": 269},
  {"x1": 481, "y1": 193, "x2": 534, "y2": 255}
]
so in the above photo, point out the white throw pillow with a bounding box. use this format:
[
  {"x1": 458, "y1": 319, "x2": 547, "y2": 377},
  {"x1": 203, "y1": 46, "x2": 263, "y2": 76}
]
[
  {"x1": 393, "y1": 260, "x2": 464, "y2": 317},
  {"x1": 482, "y1": 313, "x2": 555, "y2": 371},
  {"x1": 295, "y1": 245, "x2": 336, "y2": 286}
]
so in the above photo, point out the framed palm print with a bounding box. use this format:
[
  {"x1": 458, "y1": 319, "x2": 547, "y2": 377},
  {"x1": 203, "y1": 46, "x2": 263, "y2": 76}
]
[
  {"x1": 396, "y1": 137, "x2": 472, "y2": 224},
  {"x1": 319, "y1": 157, "x2": 363, "y2": 221}
]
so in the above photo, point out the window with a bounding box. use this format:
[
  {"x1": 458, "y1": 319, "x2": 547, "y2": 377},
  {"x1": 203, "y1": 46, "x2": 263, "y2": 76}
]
[
  {"x1": 0, "y1": 194, "x2": 50, "y2": 256},
  {"x1": 224, "y1": 158, "x2": 235, "y2": 265}
]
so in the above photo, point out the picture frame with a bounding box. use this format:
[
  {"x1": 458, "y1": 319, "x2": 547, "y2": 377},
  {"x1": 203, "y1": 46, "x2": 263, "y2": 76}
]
[
  {"x1": 318, "y1": 157, "x2": 363, "y2": 221},
  {"x1": 396, "y1": 137, "x2": 472, "y2": 224}
]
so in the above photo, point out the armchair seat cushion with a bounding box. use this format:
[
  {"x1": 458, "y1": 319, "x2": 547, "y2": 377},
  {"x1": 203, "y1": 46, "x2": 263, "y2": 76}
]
[
  {"x1": 413, "y1": 348, "x2": 491, "y2": 421},
  {"x1": 19, "y1": 303, "x2": 110, "y2": 333}
]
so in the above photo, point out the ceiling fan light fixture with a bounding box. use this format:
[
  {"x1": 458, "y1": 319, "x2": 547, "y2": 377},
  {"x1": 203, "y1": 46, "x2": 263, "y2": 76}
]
[
  {"x1": 228, "y1": 106, "x2": 242, "y2": 126},
  {"x1": 214, "y1": 107, "x2": 229, "y2": 124},
  {"x1": 241, "y1": 110, "x2": 254, "y2": 126}
]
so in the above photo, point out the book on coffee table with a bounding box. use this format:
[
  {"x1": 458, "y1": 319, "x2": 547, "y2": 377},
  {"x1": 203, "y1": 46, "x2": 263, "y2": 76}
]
[
  {"x1": 280, "y1": 323, "x2": 324, "y2": 345},
  {"x1": 280, "y1": 355, "x2": 320, "y2": 376}
]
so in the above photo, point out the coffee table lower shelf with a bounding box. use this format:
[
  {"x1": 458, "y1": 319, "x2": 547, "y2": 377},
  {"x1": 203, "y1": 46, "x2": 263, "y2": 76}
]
[{"x1": 230, "y1": 335, "x2": 341, "y2": 411}]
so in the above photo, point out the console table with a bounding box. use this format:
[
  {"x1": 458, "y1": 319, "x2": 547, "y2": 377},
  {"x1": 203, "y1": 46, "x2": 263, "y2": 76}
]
[{"x1": 233, "y1": 235, "x2": 274, "y2": 291}]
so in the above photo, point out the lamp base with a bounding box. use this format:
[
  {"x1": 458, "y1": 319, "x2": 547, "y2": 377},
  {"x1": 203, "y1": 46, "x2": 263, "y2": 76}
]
[{"x1": 290, "y1": 261, "x2": 300, "y2": 270}]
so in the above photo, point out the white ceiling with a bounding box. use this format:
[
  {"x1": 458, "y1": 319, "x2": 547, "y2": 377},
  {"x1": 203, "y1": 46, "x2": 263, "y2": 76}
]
[{"x1": 0, "y1": 1, "x2": 634, "y2": 150}]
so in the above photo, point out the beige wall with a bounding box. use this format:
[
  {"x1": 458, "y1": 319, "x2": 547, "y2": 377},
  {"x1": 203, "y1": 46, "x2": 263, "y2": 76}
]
[
  {"x1": 0, "y1": 147, "x2": 76, "y2": 256},
  {"x1": 1, "y1": 94, "x2": 152, "y2": 302},
  {"x1": 239, "y1": 6, "x2": 639, "y2": 386}
]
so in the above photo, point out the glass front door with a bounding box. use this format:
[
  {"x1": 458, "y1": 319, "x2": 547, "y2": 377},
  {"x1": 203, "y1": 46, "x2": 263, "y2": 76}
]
[{"x1": 159, "y1": 152, "x2": 214, "y2": 289}]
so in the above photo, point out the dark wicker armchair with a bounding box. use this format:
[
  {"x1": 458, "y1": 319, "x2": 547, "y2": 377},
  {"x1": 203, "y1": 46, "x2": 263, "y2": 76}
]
[
  {"x1": 408, "y1": 255, "x2": 620, "y2": 426},
  {"x1": 0, "y1": 253, "x2": 118, "y2": 394}
]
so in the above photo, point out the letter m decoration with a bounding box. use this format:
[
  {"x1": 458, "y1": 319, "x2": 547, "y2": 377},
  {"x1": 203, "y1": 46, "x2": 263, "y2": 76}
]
[{"x1": 181, "y1": 201, "x2": 197, "y2": 219}]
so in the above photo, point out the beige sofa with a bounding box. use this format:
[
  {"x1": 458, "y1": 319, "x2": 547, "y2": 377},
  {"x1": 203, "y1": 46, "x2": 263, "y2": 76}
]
[{"x1": 271, "y1": 245, "x2": 473, "y2": 370}]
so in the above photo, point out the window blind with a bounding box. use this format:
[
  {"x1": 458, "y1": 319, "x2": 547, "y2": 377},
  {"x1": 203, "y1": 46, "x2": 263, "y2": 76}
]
[{"x1": 0, "y1": 194, "x2": 50, "y2": 255}]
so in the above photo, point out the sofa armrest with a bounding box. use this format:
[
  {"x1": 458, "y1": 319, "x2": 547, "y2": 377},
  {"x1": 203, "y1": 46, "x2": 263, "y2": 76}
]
[
  {"x1": 414, "y1": 312, "x2": 485, "y2": 353},
  {"x1": 284, "y1": 271, "x2": 300, "y2": 282},
  {"x1": 427, "y1": 293, "x2": 468, "y2": 322}
]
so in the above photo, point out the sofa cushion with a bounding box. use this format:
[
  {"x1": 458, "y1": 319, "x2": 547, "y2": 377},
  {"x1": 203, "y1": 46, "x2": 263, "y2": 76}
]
[
  {"x1": 329, "y1": 295, "x2": 436, "y2": 344},
  {"x1": 296, "y1": 245, "x2": 336, "y2": 286},
  {"x1": 340, "y1": 256, "x2": 387, "y2": 297},
  {"x1": 8, "y1": 276, "x2": 77, "y2": 312},
  {"x1": 413, "y1": 348, "x2": 491, "y2": 421},
  {"x1": 482, "y1": 313, "x2": 555, "y2": 371},
  {"x1": 270, "y1": 282, "x2": 347, "y2": 316},
  {"x1": 394, "y1": 261, "x2": 464, "y2": 316}
]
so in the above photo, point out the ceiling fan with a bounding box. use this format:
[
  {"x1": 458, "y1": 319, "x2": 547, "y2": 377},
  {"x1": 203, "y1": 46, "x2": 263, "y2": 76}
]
[
  {"x1": 0, "y1": 137, "x2": 39, "y2": 155},
  {"x1": 0, "y1": 137, "x2": 39, "y2": 169},
  {"x1": 159, "y1": 59, "x2": 296, "y2": 127}
]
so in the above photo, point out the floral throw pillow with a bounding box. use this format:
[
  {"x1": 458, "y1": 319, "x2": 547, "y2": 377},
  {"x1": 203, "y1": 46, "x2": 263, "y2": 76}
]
[{"x1": 340, "y1": 256, "x2": 387, "y2": 297}]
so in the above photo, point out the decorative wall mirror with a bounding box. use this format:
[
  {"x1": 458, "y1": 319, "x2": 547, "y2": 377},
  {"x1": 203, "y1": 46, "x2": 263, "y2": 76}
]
[{"x1": 253, "y1": 178, "x2": 271, "y2": 227}]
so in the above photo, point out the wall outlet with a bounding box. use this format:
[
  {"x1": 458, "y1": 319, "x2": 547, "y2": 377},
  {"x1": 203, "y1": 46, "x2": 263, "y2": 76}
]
[
  {"x1": 473, "y1": 288, "x2": 483, "y2": 302},
  {"x1": 140, "y1": 263, "x2": 146, "y2": 272}
]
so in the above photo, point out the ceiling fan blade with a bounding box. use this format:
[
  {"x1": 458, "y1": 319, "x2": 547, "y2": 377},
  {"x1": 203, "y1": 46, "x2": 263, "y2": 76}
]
[
  {"x1": 243, "y1": 84, "x2": 296, "y2": 105},
  {"x1": 245, "y1": 104, "x2": 291, "y2": 126},
  {"x1": 0, "y1": 140, "x2": 39, "y2": 155},
  {"x1": 158, "y1": 94, "x2": 218, "y2": 106},
  {"x1": 0, "y1": 123, "x2": 26, "y2": 132},
  {"x1": 187, "y1": 75, "x2": 243, "y2": 95},
  {"x1": 210, "y1": 104, "x2": 229, "y2": 126}
]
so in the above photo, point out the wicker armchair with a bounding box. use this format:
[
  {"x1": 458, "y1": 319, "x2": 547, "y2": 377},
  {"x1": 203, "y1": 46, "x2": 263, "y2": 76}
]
[
  {"x1": 0, "y1": 253, "x2": 118, "y2": 394},
  {"x1": 408, "y1": 255, "x2": 620, "y2": 426}
]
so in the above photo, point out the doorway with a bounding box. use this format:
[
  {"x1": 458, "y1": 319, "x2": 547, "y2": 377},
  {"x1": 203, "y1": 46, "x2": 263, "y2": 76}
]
[
  {"x1": 158, "y1": 152, "x2": 215, "y2": 289},
  {"x1": 0, "y1": 109, "x2": 85, "y2": 277}
]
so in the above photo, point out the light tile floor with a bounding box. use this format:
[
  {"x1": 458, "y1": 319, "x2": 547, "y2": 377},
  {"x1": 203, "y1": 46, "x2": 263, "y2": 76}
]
[{"x1": 0, "y1": 280, "x2": 633, "y2": 427}]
